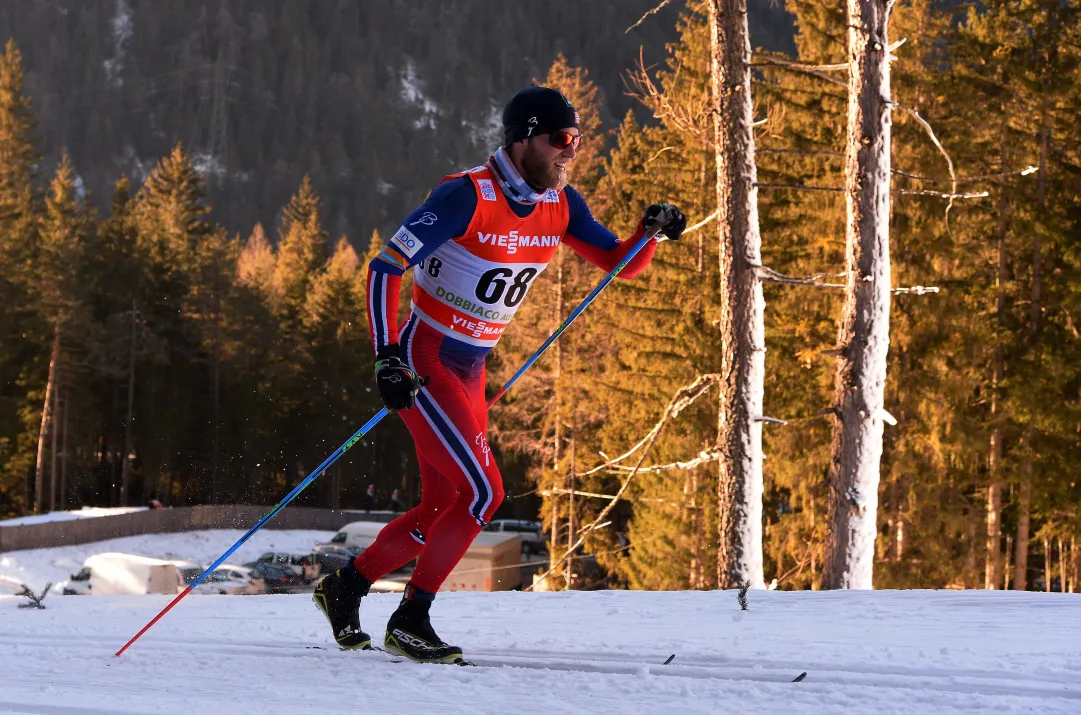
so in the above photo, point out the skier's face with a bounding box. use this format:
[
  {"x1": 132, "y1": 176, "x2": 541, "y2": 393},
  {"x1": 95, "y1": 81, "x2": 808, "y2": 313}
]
[{"x1": 520, "y1": 127, "x2": 579, "y2": 192}]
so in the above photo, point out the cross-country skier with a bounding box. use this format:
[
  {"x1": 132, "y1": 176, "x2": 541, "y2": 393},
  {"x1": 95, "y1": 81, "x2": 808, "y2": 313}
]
[{"x1": 314, "y1": 86, "x2": 686, "y2": 662}]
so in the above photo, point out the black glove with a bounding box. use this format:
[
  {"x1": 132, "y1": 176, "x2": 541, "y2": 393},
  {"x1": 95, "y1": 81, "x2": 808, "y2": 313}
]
[
  {"x1": 643, "y1": 203, "x2": 686, "y2": 241},
  {"x1": 374, "y1": 350, "x2": 423, "y2": 412}
]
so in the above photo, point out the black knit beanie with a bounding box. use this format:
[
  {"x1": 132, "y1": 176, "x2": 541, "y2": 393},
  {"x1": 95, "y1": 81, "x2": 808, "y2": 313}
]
[{"x1": 502, "y1": 86, "x2": 579, "y2": 146}]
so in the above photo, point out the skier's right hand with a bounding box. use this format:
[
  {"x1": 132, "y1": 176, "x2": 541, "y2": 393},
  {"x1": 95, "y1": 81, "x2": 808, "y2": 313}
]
[
  {"x1": 374, "y1": 350, "x2": 423, "y2": 412},
  {"x1": 643, "y1": 203, "x2": 686, "y2": 241}
]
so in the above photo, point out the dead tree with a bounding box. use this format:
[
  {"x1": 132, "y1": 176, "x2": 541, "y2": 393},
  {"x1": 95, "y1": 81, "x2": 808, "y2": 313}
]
[
  {"x1": 709, "y1": 0, "x2": 765, "y2": 589},
  {"x1": 33, "y1": 322, "x2": 61, "y2": 514},
  {"x1": 823, "y1": 0, "x2": 893, "y2": 589}
]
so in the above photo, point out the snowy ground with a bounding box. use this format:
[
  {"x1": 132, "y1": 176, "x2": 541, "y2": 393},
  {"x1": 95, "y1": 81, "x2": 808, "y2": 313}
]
[
  {"x1": 0, "y1": 506, "x2": 149, "y2": 527},
  {"x1": 0, "y1": 529, "x2": 334, "y2": 592},
  {"x1": 1, "y1": 587, "x2": 1078, "y2": 714}
]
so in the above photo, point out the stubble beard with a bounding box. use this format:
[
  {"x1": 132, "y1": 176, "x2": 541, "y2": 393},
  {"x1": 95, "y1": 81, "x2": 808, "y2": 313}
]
[{"x1": 521, "y1": 141, "x2": 568, "y2": 193}]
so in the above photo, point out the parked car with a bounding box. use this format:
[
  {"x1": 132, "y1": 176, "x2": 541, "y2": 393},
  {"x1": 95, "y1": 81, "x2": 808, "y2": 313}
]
[
  {"x1": 326, "y1": 521, "x2": 386, "y2": 551},
  {"x1": 171, "y1": 560, "x2": 204, "y2": 589},
  {"x1": 243, "y1": 561, "x2": 300, "y2": 593},
  {"x1": 485, "y1": 519, "x2": 545, "y2": 555},
  {"x1": 191, "y1": 565, "x2": 262, "y2": 595},
  {"x1": 254, "y1": 552, "x2": 321, "y2": 584},
  {"x1": 311, "y1": 543, "x2": 363, "y2": 573},
  {"x1": 62, "y1": 566, "x2": 92, "y2": 595}
]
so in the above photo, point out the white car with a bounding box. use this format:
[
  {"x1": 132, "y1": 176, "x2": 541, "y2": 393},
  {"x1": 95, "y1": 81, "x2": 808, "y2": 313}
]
[
  {"x1": 485, "y1": 519, "x2": 545, "y2": 555},
  {"x1": 191, "y1": 565, "x2": 262, "y2": 595}
]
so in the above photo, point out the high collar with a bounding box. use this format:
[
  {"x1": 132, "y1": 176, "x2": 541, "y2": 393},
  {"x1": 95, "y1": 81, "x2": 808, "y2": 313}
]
[{"x1": 487, "y1": 147, "x2": 552, "y2": 206}]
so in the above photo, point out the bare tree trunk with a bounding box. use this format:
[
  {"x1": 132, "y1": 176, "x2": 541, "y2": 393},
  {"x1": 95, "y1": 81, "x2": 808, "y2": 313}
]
[
  {"x1": 986, "y1": 116, "x2": 1010, "y2": 591},
  {"x1": 565, "y1": 430, "x2": 575, "y2": 591},
  {"x1": 1044, "y1": 536, "x2": 1051, "y2": 592},
  {"x1": 1070, "y1": 538, "x2": 1076, "y2": 594},
  {"x1": 889, "y1": 471, "x2": 905, "y2": 560},
  {"x1": 824, "y1": 0, "x2": 893, "y2": 590},
  {"x1": 1060, "y1": 538, "x2": 1066, "y2": 595},
  {"x1": 212, "y1": 323, "x2": 221, "y2": 504},
  {"x1": 33, "y1": 322, "x2": 61, "y2": 514},
  {"x1": 120, "y1": 305, "x2": 137, "y2": 506},
  {"x1": 709, "y1": 0, "x2": 765, "y2": 590},
  {"x1": 965, "y1": 516, "x2": 977, "y2": 588},
  {"x1": 1015, "y1": 115, "x2": 1049, "y2": 593},
  {"x1": 1013, "y1": 478, "x2": 1031, "y2": 590},
  {"x1": 49, "y1": 372, "x2": 59, "y2": 512},
  {"x1": 1003, "y1": 534, "x2": 1012, "y2": 591},
  {"x1": 60, "y1": 387, "x2": 69, "y2": 509}
]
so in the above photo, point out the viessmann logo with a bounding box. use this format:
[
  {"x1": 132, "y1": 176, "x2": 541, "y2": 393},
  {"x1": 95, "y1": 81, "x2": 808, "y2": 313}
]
[{"x1": 476, "y1": 230, "x2": 560, "y2": 255}]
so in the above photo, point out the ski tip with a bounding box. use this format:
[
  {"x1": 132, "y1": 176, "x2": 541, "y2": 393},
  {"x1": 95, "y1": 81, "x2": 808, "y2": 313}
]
[
  {"x1": 663, "y1": 654, "x2": 676, "y2": 665},
  {"x1": 792, "y1": 672, "x2": 808, "y2": 682}
]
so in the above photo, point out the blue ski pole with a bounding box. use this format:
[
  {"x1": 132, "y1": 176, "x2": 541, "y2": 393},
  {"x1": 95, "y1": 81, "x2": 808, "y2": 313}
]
[
  {"x1": 487, "y1": 222, "x2": 663, "y2": 406},
  {"x1": 116, "y1": 222, "x2": 662, "y2": 657}
]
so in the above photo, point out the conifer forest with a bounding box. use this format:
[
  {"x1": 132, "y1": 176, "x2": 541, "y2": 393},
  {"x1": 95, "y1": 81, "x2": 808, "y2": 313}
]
[{"x1": 1, "y1": 0, "x2": 1079, "y2": 594}]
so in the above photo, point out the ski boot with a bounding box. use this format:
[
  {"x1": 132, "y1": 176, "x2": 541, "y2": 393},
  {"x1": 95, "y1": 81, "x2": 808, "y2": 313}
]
[
  {"x1": 384, "y1": 585, "x2": 463, "y2": 663},
  {"x1": 312, "y1": 563, "x2": 372, "y2": 650}
]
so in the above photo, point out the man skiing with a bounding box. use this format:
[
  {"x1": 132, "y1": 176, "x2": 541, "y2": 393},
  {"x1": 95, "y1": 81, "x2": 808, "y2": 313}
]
[{"x1": 314, "y1": 86, "x2": 685, "y2": 662}]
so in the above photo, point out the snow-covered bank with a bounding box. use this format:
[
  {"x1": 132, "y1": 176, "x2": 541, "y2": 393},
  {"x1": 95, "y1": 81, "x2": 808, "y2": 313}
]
[
  {"x1": 0, "y1": 506, "x2": 148, "y2": 526},
  {"x1": 1, "y1": 589, "x2": 1078, "y2": 714},
  {"x1": 0, "y1": 529, "x2": 333, "y2": 591}
]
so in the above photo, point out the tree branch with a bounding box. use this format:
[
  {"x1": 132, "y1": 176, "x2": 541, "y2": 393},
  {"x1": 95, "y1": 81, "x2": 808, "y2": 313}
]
[
  {"x1": 682, "y1": 210, "x2": 719, "y2": 236},
  {"x1": 758, "y1": 148, "x2": 844, "y2": 157},
  {"x1": 578, "y1": 373, "x2": 720, "y2": 478},
  {"x1": 892, "y1": 165, "x2": 1037, "y2": 184},
  {"x1": 625, "y1": 0, "x2": 673, "y2": 33},
  {"x1": 894, "y1": 188, "x2": 989, "y2": 199},
  {"x1": 527, "y1": 374, "x2": 720, "y2": 591},
  {"x1": 755, "y1": 182, "x2": 844, "y2": 193}
]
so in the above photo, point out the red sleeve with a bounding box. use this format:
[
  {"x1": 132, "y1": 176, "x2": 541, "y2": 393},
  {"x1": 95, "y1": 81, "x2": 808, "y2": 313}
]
[
  {"x1": 562, "y1": 223, "x2": 659, "y2": 280},
  {"x1": 366, "y1": 267, "x2": 403, "y2": 357}
]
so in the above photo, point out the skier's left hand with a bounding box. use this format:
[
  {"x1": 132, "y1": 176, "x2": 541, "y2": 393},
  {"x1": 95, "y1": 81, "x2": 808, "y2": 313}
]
[{"x1": 643, "y1": 203, "x2": 686, "y2": 241}]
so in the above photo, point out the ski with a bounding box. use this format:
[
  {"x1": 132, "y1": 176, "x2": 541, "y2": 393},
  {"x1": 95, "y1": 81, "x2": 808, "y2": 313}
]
[
  {"x1": 309, "y1": 644, "x2": 804, "y2": 680},
  {"x1": 662, "y1": 652, "x2": 806, "y2": 683},
  {"x1": 306, "y1": 643, "x2": 472, "y2": 666}
]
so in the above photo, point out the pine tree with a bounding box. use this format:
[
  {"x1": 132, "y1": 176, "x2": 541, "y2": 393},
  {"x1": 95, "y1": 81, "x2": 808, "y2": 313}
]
[
  {"x1": 0, "y1": 39, "x2": 42, "y2": 515},
  {"x1": 302, "y1": 238, "x2": 379, "y2": 508},
  {"x1": 237, "y1": 223, "x2": 276, "y2": 296},
  {"x1": 128, "y1": 142, "x2": 213, "y2": 505},
  {"x1": 31, "y1": 154, "x2": 92, "y2": 513},
  {"x1": 273, "y1": 175, "x2": 330, "y2": 318}
]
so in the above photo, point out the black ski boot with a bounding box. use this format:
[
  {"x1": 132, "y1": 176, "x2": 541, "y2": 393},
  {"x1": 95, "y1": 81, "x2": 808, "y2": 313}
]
[
  {"x1": 312, "y1": 563, "x2": 372, "y2": 650},
  {"x1": 384, "y1": 585, "x2": 463, "y2": 663}
]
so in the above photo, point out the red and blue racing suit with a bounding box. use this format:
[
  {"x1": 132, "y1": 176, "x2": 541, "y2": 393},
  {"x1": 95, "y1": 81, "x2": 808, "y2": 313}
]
[{"x1": 354, "y1": 165, "x2": 657, "y2": 593}]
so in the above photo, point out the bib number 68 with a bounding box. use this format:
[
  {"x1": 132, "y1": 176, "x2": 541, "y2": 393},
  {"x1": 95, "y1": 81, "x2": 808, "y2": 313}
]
[{"x1": 475, "y1": 267, "x2": 539, "y2": 308}]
